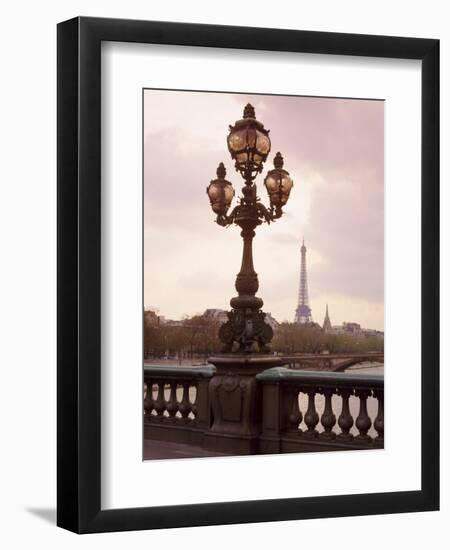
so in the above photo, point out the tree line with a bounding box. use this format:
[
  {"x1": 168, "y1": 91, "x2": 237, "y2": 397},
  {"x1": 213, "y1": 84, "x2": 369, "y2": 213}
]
[
  {"x1": 272, "y1": 322, "x2": 384, "y2": 354},
  {"x1": 144, "y1": 311, "x2": 383, "y2": 360},
  {"x1": 144, "y1": 313, "x2": 222, "y2": 360}
]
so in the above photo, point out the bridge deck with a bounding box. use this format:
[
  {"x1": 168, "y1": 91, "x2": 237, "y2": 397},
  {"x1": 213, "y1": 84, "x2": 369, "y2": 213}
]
[{"x1": 144, "y1": 439, "x2": 228, "y2": 460}]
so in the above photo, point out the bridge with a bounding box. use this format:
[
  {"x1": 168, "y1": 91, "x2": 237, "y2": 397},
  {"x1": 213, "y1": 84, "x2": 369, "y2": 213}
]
[
  {"x1": 144, "y1": 360, "x2": 384, "y2": 460},
  {"x1": 282, "y1": 352, "x2": 384, "y2": 372}
]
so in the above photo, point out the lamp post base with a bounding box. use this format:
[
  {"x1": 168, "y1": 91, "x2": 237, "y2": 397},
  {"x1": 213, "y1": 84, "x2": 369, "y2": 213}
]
[
  {"x1": 203, "y1": 354, "x2": 283, "y2": 454},
  {"x1": 218, "y1": 303, "x2": 274, "y2": 353}
]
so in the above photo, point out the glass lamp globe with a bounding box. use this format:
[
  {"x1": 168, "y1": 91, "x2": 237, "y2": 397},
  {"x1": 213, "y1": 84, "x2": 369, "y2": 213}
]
[
  {"x1": 206, "y1": 163, "x2": 235, "y2": 215},
  {"x1": 227, "y1": 103, "x2": 271, "y2": 179},
  {"x1": 264, "y1": 152, "x2": 294, "y2": 207}
]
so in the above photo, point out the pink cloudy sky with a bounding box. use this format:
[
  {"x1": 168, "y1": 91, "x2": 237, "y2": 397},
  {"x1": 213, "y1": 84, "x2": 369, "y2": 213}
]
[{"x1": 143, "y1": 90, "x2": 384, "y2": 330}]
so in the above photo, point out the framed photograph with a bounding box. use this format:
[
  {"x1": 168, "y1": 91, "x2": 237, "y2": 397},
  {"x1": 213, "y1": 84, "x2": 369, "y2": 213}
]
[{"x1": 57, "y1": 17, "x2": 439, "y2": 533}]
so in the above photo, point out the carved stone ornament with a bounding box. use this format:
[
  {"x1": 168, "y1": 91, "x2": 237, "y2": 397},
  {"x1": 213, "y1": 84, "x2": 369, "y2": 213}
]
[{"x1": 219, "y1": 308, "x2": 273, "y2": 353}]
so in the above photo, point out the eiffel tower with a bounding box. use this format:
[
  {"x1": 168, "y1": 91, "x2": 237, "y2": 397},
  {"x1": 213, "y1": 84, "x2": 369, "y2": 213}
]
[{"x1": 294, "y1": 238, "x2": 313, "y2": 324}]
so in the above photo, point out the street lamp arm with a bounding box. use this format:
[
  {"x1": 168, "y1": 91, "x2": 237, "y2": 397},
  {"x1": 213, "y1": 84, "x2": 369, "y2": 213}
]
[
  {"x1": 216, "y1": 201, "x2": 282, "y2": 228},
  {"x1": 256, "y1": 202, "x2": 283, "y2": 224},
  {"x1": 216, "y1": 205, "x2": 240, "y2": 227},
  {"x1": 256, "y1": 202, "x2": 273, "y2": 224}
]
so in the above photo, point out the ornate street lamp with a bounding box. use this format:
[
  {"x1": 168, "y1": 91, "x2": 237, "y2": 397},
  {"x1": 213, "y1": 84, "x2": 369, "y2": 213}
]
[
  {"x1": 206, "y1": 103, "x2": 294, "y2": 353},
  {"x1": 227, "y1": 102, "x2": 271, "y2": 181},
  {"x1": 264, "y1": 152, "x2": 293, "y2": 213},
  {"x1": 206, "y1": 162, "x2": 235, "y2": 215}
]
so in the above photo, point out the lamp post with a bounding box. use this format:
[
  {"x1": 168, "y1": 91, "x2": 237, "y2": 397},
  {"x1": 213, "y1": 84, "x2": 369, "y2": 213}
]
[
  {"x1": 203, "y1": 104, "x2": 294, "y2": 454},
  {"x1": 207, "y1": 103, "x2": 293, "y2": 353}
]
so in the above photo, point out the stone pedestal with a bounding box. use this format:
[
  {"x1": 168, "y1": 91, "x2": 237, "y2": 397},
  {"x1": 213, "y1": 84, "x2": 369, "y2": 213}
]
[{"x1": 203, "y1": 354, "x2": 283, "y2": 454}]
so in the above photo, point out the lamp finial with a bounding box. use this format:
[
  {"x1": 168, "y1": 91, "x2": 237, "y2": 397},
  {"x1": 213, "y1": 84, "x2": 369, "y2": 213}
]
[
  {"x1": 273, "y1": 152, "x2": 284, "y2": 169},
  {"x1": 217, "y1": 162, "x2": 226, "y2": 179},
  {"x1": 243, "y1": 103, "x2": 256, "y2": 119}
]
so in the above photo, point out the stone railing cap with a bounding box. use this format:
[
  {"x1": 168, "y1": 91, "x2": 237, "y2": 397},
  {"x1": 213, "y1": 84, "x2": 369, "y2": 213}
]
[
  {"x1": 256, "y1": 367, "x2": 384, "y2": 387},
  {"x1": 144, "y1": 365, "x2": 216, "y2": 379}
]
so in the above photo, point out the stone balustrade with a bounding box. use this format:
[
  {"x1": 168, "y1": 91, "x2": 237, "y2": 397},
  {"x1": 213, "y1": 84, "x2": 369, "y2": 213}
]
[
  {"x1": 143, "y1": 364, "x2": 384, "y2": 456},
  {"x1": 144, "y1": 365, "x2": 215, "y2": 447},
  {"x1": 256, "y1": 368, "x2": 384, "y2": 453}
]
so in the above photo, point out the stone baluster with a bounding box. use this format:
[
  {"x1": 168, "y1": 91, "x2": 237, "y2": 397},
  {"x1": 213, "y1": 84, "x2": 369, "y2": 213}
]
[
  {"x1": 165, "y1": 382, "x2": 178, "y2": 419},
  {"x1": 320, "y1": 388, "x2": 336, "y2": 438},
  {"x1": 373, "y1": 389, "x2": 384, "y2": 445},
  {"x1": 178, "y1": 382, "x2": 191, "y2": 421},
  {"x1": 190, "y1": 383, "x2": 198, "y2": 418},
  {"x1": 355, "y1": 389, "x2": 372, "y2": 441},
  {"x1": 154, "y1": 381, "x2": 165, "y2": 417},
  {"x1": 337, "y1": 388, "x2": 354, "y2": 440},
  {"x1": 287, "y1": 388, "x2": 302, "y2": 432},
  {"x1": 303, "y1": 388, "x2": 319, "y2": 437},
  {"x1": 143, "y1": 381, "x2": 153, "y2": 416}
]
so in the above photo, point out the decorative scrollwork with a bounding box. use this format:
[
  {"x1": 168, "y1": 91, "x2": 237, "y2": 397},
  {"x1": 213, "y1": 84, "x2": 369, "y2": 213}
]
[
  {"x1": 217, "y1": 200, "x2": 282, "y2": 227},
  {"x1": 219, "y1": 309, "x2": 273, "y2": 353}
]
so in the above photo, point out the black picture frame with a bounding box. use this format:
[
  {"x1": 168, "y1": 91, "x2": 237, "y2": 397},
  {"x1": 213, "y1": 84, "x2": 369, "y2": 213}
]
[{"x1": 57, "y1": 16, "x2": 439, "y2": 533}]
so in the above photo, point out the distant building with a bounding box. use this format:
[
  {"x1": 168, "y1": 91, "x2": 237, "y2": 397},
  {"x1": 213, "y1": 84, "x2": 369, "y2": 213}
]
[
  {"x1": 163, "y1": 319, "x2": 184, "y2": 327},
  {"x1": 322, "y1": 304, "x2": 332, "y2": 333},
  {"x1": 157, "y1": 314, "x2": 183, "y2": 327},
  {"x1": 325, "y1": 317, "x2": 383, "y2": 339},
  {"x1": 342, "y1": 322, "x2": 361, "y2": 335},
  {"x1": 203, "y1": 308, "x2": 229, "y2": 324},
  {"x1": 328, "y1": 322, "x2": 361, "y2": 335},
  {"x1": 264, "y1": 312, "x2": 280, "y2": 330},
  {"x1": 361, "y1": 328, "x2": 384, "y2": 339}
]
